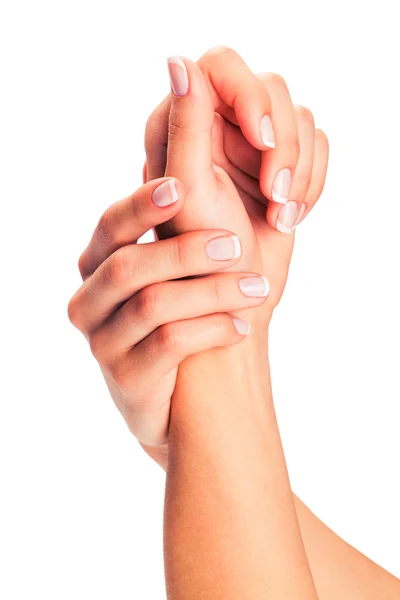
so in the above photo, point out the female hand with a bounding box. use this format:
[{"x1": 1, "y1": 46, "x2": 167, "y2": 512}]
[
  {"x1": 145, "y1": 46, "x2": 329, "y2": 311},
  {"x1": 68, "y1": 177, "x2": 270, "y2": 448},
  {"x1": 137, "y1": 47, "x2": 329, "y2": 464}
]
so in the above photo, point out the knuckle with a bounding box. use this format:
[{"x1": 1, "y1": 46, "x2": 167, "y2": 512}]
[
  {"x1": 283, "y1": 134, "x2": 300, "y2": 160},
  {"x1": 168, "y1": 236, "x2": 186, "y2": 272},
  {"x1": 219, "y1": 313, "x2": 235, "y2": 337},
  {"x1": 96, "y1": 210, "x2": 114, "y2": 246},
  {"x1": 78, "y1": 251, "x2": 89, "y2": 279},
  {"x1": 315, "y1": 128, "x2": 329, "y2": 148},
  {"x1": 168, "y1": 118, "x2": 187, "y2": 138},
  {"x1": 211, "y1": 276, "x2": 224, "y2": 306},
  {"x1": 158, "y1": 323, "x2": 180, "y2": 354},
  {"x1": 105, "y1": 247, "x2": 131, "y2": 286},
  {"x1": 295, "y1": 104, "x2": 315, "y2": 126},
  {"x1": 203, "y1": 44, "x2": 236, "y2": 61},
  {"x1": 127, "y1": 192, "x2": 142, "y2": 222},
  {"x1": 278, "y1": 134, "x2": 300, "y2": 162},
  {"x1": 108, "y1": 359, "x2": 129, "y2": 391},
  {"x1": 264, "y1": 72, "x2": 288, "y2": 90},
  {"x1": 135, "y1": 285, "x2": 159, "y2": 321},
  {"x1": 67, "y1": 295, "x2": 80, "y2": 328},
  {"x1": 293, "y1": 169, "x2": 312, "y2": 188}
]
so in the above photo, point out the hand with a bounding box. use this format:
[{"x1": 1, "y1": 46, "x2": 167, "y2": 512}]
[
  {"x1": 68, "y1": 177, "x2": 270, "y2": 449},
  {"x1": 145, "y1": 46, "x2": 329, "y2": 312},
  {"x1": 139, "y1": 48, "x2": 329, "y2": 464}
]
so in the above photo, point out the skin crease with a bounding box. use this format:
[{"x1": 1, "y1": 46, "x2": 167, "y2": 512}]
[{"x1": 68, "y1": 47, "x2": 400, "y2": 598}]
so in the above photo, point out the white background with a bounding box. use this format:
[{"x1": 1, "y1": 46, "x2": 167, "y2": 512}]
[{"x1": 1, "y1": 0, "x2": 399, "y2": 598}]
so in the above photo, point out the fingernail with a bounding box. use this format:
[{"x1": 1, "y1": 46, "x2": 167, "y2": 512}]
[
  {"x1": 152, "y1": 180, "x2": 179, "y2": 207},
  {"x1": 272, "y1": 168, "x2": 292, "y2": 204},
  {"x1": 239, "y1": 275, "x2": 270, "y2": 298},
  {"x1": 294, "y1": 202, "x2": 307, "y2": 226},
  {"x1": 260, "y1": 115, "x2": 275, "y2": 148},
  {"x1": 232, "y1": 317, "x2": 251, "y2": 336},
  {"x1": 276, "y1": 201, "x2": 298, "y2": 233},
  {"x1": 205, "y1": 235, "x2": 241, "y2": 261},
  {"x1": 167, "y1": 56, "x2": 189, "y2": 97}
]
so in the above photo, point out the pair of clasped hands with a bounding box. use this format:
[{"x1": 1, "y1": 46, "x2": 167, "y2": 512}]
[{"x1": 68, "y1": 46, "x2": 329, "y2": 467}]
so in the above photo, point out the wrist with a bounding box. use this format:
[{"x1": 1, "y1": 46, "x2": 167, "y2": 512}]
[{"x1": 168, "y1": 315, "x2": 274, "y2": 454}]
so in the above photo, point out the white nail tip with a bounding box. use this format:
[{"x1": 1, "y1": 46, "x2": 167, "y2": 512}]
[
  {"x1": 167, "y1": 56, "x2": 186, "y2": 69},
  {"x1": 260, "y1": 276, "x2": 270, "y2": 297},
  {"x1": 231, "y1": 236, "x2": 242, "y2": 258},
  {"x1": 260, "y1": 115, "x2": 275, "y2": 148},
  {"x1": 261, "y1": 136, "x2": 276, "y2": 149},
  {"x1": 294, "y1": 203, "x2": 306, "y2": 226},
  {"x1": 168, "y1": 180, "x2": 179, "y2": 203},
  {"x1": 276, "y1": 221, "x2": 294, "y2": 234},
  {"x1": 271, "y1": 190, "x2": 288, "y2": 204}
]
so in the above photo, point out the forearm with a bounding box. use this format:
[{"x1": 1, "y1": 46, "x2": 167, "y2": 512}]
[
  {"x1": 145, "y1": 444, "x2": 400, "y2": 599},
  {"x1": 163, "y1": 324, "x2": 318, "y2": 599},
  {"x1": 293, "y1": 497, "x2": 400, "y2": 599}
]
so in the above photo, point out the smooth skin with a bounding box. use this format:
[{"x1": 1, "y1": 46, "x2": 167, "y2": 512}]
[
  {"x1": 68, "y1": 47, "x2": 400, "y2": 598},
  {"x1": 69, "y1": 178, "x2": 269, "y2": 446},
  {"x1": 144, "y1": 47, "x2": 400, "y2": 600}
]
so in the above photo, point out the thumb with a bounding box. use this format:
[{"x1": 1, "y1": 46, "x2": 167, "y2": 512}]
[{"x1": 164, "y1": 56, "x2": 216, "y2": 199}]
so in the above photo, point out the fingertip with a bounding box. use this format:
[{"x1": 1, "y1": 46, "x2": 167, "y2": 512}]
[
  {"x1": 260, "y1": 114, "x2": 276, "y2": 150},
  {"x1": 151, "y1": 177, "x2": 185, "y2": 210},
  {"x1": 232, "y1": 317, "x2": 251, "y2": 336},
  {"x1": 267, "y1": 200, "x2": 304, "y2": 234},
  {"x1": 167, "y1": 55, "x2": 189, "y2": 97},
  {"x1": 294, "y1": 202, "x2": 307, "y2": 227}
]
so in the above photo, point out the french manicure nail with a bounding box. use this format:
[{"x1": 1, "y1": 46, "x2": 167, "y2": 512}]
[
  {"x1": 167, "y1": 56, "x2": 189, "y2": 96},
  {"x1": 276, "y1": 201, "x2": 298, "y2": 233},
  {"x1": 205, "y1": 235, "x2": 241, "y2": 261},
  {"x1": 294, "y1": 202, "x2": 306, "y2": 226},
  {"x1": 272, "y1": 168, "x2": 292, "y2": 204},
  {"x1": 232, "y1": 317, "x2": 251, "y2": 336},
  {"x1": 260, "y1": 115, "x2": 275, "y2": 148},
  {"x1": 239, "y1": 275, "x2": 270, "y2": 298},
  {"x1": 152, "y1": 180, "x2": 179, "y2": 207}
]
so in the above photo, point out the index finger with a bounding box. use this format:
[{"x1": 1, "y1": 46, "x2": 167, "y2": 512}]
[{"x1": 197, "y1": 46, "x2": 275, "y2": 151}]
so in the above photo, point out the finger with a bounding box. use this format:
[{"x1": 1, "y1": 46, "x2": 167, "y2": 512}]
[
  {"x1": 257, "y1": 73, "x2": 300, "y2": 206},
  {"x1": 78, "y1": 177, "x2": 185, "y2": 280},
  {"x1": 106, "y1": 312, "x2": 251, "y2": 446},
  {"x1": 159, "y1": 55, "x2": 252, "y2": 239},
  {"x1": 207, "y1": 113, "x2": 265, "y2": 206},
  {"x1": 267, "y1": 105, "x2": 315, "y2": 232},
  {"x1": 295, "y1": 129, "x2": 329, "y2": 226},
  {"x1": 164, "y1": 55, "x2": 216, "y2": 192},
  {"x1": 197, "y1": 46, "x2": 275, "y2": 151},
  {"x1": 89, "y1": 272, "x2": 270, "y2": 362},
  {"x1": 144, "y1": 95, "x2": 170, "y2": 181},
  {"x1": 220, "y1": 118, "x2": 261, "y2": 180},
  {"x1": 68, "y1": 230, "x2": 242, "y2": 334},
  {"x1": 144, "y1": 46, "x2": 275, "y2": 184},
  {"x1": 108, "y1": 312, "x2": 251, "y2": 406}
]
